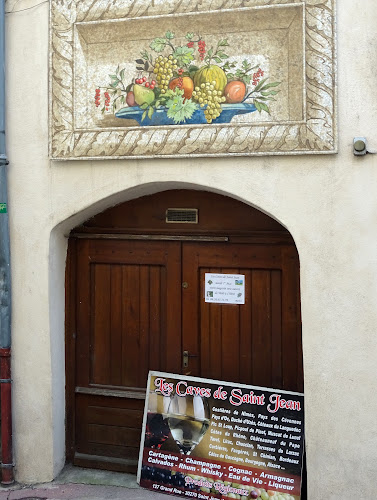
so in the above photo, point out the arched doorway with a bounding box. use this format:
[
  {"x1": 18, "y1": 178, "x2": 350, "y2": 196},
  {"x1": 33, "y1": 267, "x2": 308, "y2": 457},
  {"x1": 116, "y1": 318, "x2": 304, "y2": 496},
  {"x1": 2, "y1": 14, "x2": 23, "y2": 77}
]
[{"x1": 65, "y1": 189, "x2": 303, "y2": 473}]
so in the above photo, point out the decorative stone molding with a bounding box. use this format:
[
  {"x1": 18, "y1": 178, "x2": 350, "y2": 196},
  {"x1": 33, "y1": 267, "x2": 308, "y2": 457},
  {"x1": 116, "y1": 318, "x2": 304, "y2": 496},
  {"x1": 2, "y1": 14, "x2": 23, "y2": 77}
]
[{"x1": 50, "y1": 0, "x2": 337, "y2": 159}]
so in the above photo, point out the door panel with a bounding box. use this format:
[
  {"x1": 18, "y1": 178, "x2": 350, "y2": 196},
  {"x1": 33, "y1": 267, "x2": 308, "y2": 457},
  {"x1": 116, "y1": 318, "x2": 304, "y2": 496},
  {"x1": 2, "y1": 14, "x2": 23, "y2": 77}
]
[
  {"x1": 89, "y1": 263, "x2": 169, "y2": 387},
  {"x1": 281, "y1": 246, "x2": 303, "y2": 391},
  {"x1": 182, "y1": 243, "x2": 301, "y2": 392},
  {"x1": 73, "y1": 239, "x2": 181, "y2": 471},
  {"x1": 74, "y1": 393, "x2": 144, "y2": 472}
]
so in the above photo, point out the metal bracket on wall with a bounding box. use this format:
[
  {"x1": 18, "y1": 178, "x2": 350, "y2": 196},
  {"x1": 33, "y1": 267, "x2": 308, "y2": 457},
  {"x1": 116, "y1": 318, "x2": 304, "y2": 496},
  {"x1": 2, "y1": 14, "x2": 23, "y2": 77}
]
[{"x1": 0, "y1": 154, "x2": 9, "y2": 165}]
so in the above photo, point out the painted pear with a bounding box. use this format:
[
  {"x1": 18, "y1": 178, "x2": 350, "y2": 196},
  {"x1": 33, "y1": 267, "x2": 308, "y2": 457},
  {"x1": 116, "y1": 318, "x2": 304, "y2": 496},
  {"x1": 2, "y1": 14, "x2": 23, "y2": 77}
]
[{"x1": 133, "y1": 84, "x2": 155, "y2": 106}]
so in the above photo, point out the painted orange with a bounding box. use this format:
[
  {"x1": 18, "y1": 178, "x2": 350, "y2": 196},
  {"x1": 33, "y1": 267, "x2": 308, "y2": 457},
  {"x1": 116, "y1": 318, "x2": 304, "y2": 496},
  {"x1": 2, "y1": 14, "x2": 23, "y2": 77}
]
[{"x1": 224, "y1": 80, "x2": 246, "y2": 103}]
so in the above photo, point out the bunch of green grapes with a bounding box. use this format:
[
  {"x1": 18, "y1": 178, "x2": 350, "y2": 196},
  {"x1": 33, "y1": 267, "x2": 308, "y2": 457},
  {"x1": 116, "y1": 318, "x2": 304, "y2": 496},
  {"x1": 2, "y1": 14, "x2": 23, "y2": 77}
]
[
  {"x1": 153, "y1": 55, "x2": 178, "y2": 93},
  {"x1": 192, "y1": 81, "x2": 226, "y2": 123}
]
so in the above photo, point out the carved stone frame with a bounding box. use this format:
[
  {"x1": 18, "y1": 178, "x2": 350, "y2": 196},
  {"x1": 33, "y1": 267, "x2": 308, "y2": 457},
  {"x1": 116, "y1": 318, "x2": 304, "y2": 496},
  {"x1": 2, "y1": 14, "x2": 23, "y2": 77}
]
[{"x1": 49, "y1": 0, "x2": 336, "y2": 160}]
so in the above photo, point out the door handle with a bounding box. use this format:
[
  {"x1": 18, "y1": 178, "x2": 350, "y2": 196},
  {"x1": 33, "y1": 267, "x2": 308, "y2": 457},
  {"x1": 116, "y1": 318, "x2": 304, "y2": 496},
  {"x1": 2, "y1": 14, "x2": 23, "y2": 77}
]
[{"x1": 182, "y1": 350, "x2": 198, "y2": 368}]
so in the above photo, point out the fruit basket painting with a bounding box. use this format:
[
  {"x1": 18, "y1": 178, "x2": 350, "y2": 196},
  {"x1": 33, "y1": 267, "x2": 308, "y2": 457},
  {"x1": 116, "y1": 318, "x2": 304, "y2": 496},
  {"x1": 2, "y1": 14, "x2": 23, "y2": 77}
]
[
  {"x1": 50, "y1": 0, "x2": 337, "y2": 159},
  {"x1": 75, "y1": 5, "x2": 305, "y2": 131},
  {"x1": 94, "y1": 29, "x2": 280, "y2": 127}
]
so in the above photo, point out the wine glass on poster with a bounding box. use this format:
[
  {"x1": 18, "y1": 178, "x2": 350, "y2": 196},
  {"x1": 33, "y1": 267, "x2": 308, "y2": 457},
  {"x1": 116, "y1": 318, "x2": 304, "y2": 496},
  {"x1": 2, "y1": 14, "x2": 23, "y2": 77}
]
[
  {"x1": 144, "y1": 391, "x2": 171, "y2": 449},
  {"x1": 167, "y1": 392, "x2": 211, "y2": 455}
]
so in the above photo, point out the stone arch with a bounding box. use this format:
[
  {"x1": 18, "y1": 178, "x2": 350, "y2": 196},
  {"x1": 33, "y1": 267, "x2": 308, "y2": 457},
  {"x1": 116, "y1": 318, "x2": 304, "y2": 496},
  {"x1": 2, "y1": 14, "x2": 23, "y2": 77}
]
[{"x1": 48, "y1": 182, "x2": 303, "y2": 475}]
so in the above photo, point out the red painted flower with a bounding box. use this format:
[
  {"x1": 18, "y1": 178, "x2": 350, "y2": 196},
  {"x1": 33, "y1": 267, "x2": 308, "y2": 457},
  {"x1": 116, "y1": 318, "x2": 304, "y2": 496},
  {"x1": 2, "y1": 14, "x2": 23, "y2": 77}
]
[
  {"x1": 197, "y1": 40, "x2": 206, "y2": 61},
  {"x1": 94, "y1": 88, "x2": 101, "y2": 107},
  {"x1": 104, "y1": 91, "x2": 110, "y2": 108}
]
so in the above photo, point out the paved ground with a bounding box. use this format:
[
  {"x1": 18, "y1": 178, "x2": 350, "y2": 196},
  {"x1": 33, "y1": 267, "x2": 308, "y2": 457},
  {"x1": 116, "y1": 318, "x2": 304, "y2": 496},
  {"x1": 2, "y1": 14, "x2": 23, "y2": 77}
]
[{"x1": 0, "y1": 465, "x2": 170, "y2": 500}]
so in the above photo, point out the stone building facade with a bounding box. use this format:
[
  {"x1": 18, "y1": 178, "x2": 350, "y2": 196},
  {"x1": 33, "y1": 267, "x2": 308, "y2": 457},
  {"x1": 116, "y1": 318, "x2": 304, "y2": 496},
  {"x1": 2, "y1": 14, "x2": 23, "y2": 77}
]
[{"x1": 3, "y1": 1, "x2": 377, "y2": 498}]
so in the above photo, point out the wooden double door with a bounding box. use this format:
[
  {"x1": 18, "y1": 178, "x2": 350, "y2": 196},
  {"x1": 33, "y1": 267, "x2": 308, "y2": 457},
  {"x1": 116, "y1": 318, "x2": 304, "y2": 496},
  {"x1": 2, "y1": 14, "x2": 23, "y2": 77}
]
[
  {"x1": 66, "y1": 237, "x2": 302, "y2": 472},
  {"x1": 65, "y1": 190, "x2": 302, "y2": 472}
]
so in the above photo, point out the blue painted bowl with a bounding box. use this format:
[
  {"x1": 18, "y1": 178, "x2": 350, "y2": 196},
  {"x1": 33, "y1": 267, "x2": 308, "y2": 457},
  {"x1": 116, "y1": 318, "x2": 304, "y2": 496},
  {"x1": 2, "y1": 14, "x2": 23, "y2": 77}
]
[{"x1": 115, "y1": 103, "x2": 257, "y2": 126}]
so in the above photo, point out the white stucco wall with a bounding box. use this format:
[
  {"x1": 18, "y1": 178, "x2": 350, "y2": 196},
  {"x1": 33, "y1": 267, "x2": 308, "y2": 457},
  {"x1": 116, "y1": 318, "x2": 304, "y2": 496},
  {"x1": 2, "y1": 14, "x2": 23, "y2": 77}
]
[{"x1": 4, "y1": 0, "x2": 377, "y2": 497}]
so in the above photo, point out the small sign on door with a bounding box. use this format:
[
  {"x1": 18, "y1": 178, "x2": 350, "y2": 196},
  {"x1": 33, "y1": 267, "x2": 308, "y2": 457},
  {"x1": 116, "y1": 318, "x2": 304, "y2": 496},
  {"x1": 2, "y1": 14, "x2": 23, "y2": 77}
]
[{"x1": 205, "y1": 273, "x2": 245, "y2": 304}]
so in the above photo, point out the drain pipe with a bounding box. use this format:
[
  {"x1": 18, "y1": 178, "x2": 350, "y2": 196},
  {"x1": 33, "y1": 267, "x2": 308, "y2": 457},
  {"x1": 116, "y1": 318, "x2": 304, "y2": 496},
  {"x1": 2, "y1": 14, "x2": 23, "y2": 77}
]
[{"x1": 0, "y1": 0, "x2": 13, "y2": 485}]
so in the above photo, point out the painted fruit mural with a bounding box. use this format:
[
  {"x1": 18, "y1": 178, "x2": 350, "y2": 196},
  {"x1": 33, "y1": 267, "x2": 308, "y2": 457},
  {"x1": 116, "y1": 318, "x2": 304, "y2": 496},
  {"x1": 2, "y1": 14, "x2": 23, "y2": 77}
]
[{"x1": 94, "y1": 31, "x2": 281, "y2": 126}]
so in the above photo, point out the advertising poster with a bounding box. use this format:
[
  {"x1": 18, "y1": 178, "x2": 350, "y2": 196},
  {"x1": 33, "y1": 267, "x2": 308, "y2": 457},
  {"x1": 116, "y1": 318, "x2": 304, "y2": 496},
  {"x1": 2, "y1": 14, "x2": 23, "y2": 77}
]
[{"x1": 138, "y1": 371, "x2": 305, "y2": 500}]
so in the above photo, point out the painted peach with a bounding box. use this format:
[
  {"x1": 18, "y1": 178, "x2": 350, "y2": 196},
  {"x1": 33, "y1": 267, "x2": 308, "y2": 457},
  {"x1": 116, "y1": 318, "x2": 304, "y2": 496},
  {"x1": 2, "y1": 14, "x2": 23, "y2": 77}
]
[
  {"x1": 224, "y1": 80, "x2": 246, "y2": 103},
  {"x1": 126, "y1": 91, "x2": 136, "y2": 107}
]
